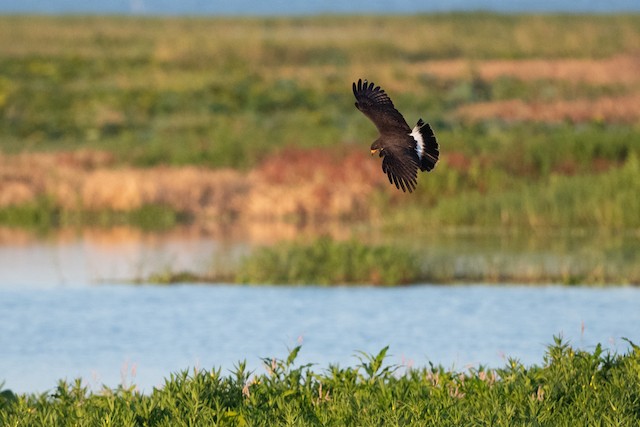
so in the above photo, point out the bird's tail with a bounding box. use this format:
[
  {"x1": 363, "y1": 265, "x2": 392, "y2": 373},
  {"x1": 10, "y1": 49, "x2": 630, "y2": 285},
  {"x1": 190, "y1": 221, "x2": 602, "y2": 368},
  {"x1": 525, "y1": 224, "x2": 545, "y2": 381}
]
[{"x1": 412, "y1": 119, "x2": 439, "y2": 171}]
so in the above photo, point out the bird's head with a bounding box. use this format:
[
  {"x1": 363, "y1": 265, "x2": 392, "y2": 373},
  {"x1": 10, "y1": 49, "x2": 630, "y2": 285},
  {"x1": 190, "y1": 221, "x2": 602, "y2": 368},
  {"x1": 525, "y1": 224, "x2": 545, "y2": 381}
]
[{"x1": 370, "y1": 141, "x2": 384, "y2": 156}]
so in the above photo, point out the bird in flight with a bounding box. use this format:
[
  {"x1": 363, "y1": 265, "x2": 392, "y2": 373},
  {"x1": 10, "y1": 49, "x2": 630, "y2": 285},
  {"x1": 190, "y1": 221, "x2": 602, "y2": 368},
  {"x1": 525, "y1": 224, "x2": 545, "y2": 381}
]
[{"x1": 353, "y1": 78, "x2": 439, "y2": 193}]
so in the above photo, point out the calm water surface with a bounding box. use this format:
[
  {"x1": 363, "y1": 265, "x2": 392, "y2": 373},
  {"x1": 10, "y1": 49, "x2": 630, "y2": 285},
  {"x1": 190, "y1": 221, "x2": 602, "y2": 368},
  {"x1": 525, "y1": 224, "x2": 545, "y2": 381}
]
[
  {"x1": 2, "y1": 284, "x2": 639, "y2": 394},
  {"x1": 2, "y1": 229, "x2": 639, "y2": 394}
]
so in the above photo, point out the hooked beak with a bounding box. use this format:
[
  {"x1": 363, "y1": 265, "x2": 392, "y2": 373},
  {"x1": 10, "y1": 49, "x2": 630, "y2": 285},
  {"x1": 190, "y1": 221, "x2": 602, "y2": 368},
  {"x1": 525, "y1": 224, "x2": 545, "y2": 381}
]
[{"x1": 370, "y1": 149, "x2": 379, "y2": 156}]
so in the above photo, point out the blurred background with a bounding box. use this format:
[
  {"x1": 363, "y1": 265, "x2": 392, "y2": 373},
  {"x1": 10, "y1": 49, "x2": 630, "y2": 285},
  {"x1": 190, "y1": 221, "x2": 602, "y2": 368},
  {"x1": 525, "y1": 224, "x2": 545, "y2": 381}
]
[{"x1": 1, "y1": 0, "x2": 640, "y2": 394}]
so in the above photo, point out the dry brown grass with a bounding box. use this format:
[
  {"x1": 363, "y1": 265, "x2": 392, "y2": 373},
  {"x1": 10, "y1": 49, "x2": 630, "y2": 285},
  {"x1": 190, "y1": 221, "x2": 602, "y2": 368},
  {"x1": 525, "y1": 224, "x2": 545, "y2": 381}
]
[
  {"x1": 0, "y1": 147, "x2": 393, "y2": 222},
  {"x1": 420, "y1": 54, "x2": 640, "y2": 85},
  {"x1": 418, "y1": 54, "x2": 640, "y2": 123},
  {"x1": 457, "y1": 93, "x2": 640, "y2": 123},
  {"x1": 0, "y1": 151, "x2": 249, "y2": 216},
  {"x1": 246, "y1": 147, "x2": 388, "y2": 222}
]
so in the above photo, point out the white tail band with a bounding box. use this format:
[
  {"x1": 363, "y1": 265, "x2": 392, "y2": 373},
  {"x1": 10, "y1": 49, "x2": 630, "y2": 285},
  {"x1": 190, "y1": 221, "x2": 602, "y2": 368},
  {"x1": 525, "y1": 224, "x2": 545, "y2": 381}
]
[{"x1": 410, "y1": 125, "x2": 425, "y2": 158}]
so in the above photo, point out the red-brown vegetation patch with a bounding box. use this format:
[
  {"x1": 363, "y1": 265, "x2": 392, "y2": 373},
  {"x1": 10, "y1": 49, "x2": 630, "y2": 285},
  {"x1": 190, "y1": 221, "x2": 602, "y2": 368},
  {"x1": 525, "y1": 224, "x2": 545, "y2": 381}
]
[
  {"x1": 548, "y1": 157, "x2": 618, "y2": 176},
  {"x1": 0, "y1": 147, "x2": 400, "y2": 223},
  {"x1": 456, "y1": 94, "x2": 640, "y2": 124},
  {"x1": 53, "y1": 149, "x2": 116, "y2": 170},
  {"x1": 0, "y1": 151, "x2": 248, "y2": 217},
  {"x1": 419, "y1": 54, "x2": 640, "y2": 124},
  {"x1": 247, "y1": 147, "x2": 388, "y2": 222},
  {"x1": 421, "y1": 55, "x2": 640, "y2": 85},
  {"x1": 445, "y1": 151, "x2": 473, "y2": 172}
]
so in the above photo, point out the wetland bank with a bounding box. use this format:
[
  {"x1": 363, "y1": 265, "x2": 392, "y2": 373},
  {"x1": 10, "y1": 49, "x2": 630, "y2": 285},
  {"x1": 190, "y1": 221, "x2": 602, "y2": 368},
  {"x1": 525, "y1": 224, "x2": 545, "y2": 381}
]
[
  {"x1": 1, "y1": 12, "x2": 640, "y2": 424},
  {"x1": 2, "y1": 13, "x2": 640, "y2": 283}
]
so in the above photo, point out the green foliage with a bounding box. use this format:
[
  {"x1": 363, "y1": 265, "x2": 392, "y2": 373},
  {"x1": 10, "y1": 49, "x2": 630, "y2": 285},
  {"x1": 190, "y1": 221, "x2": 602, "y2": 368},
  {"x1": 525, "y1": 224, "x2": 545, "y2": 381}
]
[
  {"x1": 145, "y1": 269, "x2": 202, "y2": 285},
  {"x1": 1, "y1": 14, "x2": 639, "y2": 166},
  {"x1": 0, "y1": 382, "x2": 18, "y2": 411},
  {"x1": 2, "y1": 339, "x2": 640, "y2": 425},
  {"x1": 127, "y1": 204, "x2": 182, "y2": 230},
  {"x1": 0, "y1": 203, "x2": 181, "y2": 231},
  {"x1": 1, "y1": 14, "x2": 640, "y2": 231},
  {"x1": 236, "y1": 236, "x2": 420, "y2": 285},
  {"x1": 144, "y1": 231, "x2": 640, "y2": 285},
  {"x1": 428, "y1": 153, "x2": 640, "y2": 228},
  {"x1": 0, "y1": 197, "x2": 59, "y2": 230}
]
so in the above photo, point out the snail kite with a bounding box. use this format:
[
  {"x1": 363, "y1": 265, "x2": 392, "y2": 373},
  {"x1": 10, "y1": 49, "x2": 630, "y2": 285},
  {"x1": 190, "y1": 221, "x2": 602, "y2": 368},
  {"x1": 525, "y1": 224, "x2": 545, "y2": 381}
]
[{"x1": 353, "y1": 78, "x2": 439, "y2": 193}]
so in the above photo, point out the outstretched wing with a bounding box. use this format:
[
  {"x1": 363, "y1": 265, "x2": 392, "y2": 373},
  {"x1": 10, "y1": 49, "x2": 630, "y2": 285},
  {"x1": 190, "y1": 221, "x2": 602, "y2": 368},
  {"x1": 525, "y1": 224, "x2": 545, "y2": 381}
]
[
  {"x1": 381, "y1": 145, "x2": 419, "y2": 193},
  {"x1": 353, "y1": 79, "x2": 411, "y2": 134}
]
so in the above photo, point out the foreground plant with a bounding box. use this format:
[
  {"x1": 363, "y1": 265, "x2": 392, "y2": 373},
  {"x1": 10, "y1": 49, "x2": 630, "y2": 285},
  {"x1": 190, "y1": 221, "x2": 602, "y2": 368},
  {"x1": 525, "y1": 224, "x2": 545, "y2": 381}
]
[{"x1": 2, "y1": 337, "x2": 639, "y2": 426}]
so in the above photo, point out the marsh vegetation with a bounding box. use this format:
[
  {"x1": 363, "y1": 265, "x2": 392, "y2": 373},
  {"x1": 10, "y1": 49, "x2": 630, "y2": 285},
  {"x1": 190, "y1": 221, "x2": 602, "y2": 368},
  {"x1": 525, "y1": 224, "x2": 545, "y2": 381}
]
[
  {"x1": 1, "y1": 14, "x2": 639, "y2": 229},
  {"x1": 0, "y1": 14, "x2": 640, "y2": 283},
  {"x1": 1, "y1": 13, "x2": 640, "y2": 422},
  {"x1": 1, "y1": 13, "x2": 639, "y2": 284},
  {"x1": 2, "y1": 339, "x2": 640, "y2": 425}
]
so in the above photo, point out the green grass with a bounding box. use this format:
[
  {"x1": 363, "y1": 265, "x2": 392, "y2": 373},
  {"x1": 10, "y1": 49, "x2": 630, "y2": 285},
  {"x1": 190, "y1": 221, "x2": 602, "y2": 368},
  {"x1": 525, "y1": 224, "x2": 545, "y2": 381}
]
[
  {"x1": 141, "y1": 234, "x2": 640, "y2": 285},
  {"x1": 0, "y1": 196, "x2": 59, "y2": 230},
  {"x1": 184, "y1": 234, "x2": 640, "y2": 286},
  {"x1": 1, "y1": 14, "x2": 639, "y2": 167},
  {"x1": 0, "y1": 203, "x2": 182, "y2": 231},
  {"x1": 236, "y1": 236, "x2": 421, "y2": 285},
  {"x1": 415, "y1": 152, "x2": 640, "y2": 229},
  {"x1": 1, "y1": 14, "x2": 640, "y2": 231},
  {"x1": 2, "y1": 338, "x2": 640, "y2": 425}
]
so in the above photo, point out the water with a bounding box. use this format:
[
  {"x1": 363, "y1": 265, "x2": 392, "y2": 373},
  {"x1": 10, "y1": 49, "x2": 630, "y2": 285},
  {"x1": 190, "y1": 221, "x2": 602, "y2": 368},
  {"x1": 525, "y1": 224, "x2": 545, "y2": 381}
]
[
  {"x1": 0, "y1": 228, "x2": 236, "y2": 288},
  {"x1": 2, "y1": 228, "x2": 639, "y2": 394},
  {"x1": 1, "y1": 0, "x2": 638, "y2": 15},
  {"x1": 2, "y1": 283, "x2": 639, "y2": 394}
]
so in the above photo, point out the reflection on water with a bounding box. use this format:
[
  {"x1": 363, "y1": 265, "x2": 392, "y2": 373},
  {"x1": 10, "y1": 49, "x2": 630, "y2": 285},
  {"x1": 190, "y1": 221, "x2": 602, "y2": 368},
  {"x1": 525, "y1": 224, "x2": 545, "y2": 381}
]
[
  {"x1": 1, "y1": 226, "x2": 639, "y2": 287},
  {"x1": 0, "y1": 226, "x2": 237, "y2": 287},
  {"x1": 413, "y1": 229, "x2": 640, "y2": 283},
  {"x1": 0, "y1": 223, "x2": 370, "y2": 287}
]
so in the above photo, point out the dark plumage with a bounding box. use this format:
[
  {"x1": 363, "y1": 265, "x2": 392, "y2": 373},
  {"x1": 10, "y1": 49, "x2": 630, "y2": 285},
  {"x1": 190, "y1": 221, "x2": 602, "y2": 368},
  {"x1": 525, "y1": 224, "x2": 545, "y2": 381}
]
[{"x1": 353, "y1": 78, "x2": 439, "y2": 193}]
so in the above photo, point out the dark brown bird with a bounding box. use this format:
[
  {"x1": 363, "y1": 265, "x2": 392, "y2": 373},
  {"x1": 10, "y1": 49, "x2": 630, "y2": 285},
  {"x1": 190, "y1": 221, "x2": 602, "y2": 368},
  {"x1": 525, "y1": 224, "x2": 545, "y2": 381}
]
[{"x1": 353, "y1": 78, "x2": 439, "y2": 193}]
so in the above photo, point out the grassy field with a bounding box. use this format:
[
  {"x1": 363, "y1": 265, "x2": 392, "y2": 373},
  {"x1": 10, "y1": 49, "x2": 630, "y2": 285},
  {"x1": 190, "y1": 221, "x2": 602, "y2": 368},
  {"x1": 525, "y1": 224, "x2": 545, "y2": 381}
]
[
  {"x1": 1, "y1": 14, "x2": 640, "y2": 286},
  {"x1": 1, "y1": 14, "x2": 640, "y2": 230},
  {"x1": 2, "y1": 338, "x2": 640, "y2": 425}
]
